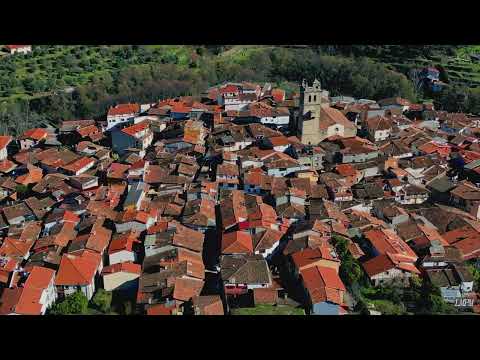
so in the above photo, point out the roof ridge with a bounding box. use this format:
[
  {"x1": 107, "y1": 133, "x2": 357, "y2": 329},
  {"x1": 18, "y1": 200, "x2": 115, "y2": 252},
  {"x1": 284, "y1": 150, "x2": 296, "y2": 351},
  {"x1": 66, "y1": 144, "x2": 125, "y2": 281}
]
[
  {"x1": 67, "y1": 255, "x2": 91, "y2": 284},
  {"x1": 5, "y1": 238, "x2": 28, "y2": 256}
]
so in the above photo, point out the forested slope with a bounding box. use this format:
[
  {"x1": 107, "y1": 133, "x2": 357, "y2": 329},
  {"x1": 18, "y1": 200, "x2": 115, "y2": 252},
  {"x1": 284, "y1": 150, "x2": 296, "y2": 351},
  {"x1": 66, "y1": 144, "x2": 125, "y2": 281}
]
[{"x1": 0, "y1": 45, "x2": 478, "y2": 135}]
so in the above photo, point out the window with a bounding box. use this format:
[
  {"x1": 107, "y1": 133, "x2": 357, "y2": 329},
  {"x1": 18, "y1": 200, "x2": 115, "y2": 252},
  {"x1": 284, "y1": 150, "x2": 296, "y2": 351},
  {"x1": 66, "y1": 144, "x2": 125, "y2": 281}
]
[
  {"x1": 308, "y1": 95, "x2": 311, "y2": 103},
  {"x1": 314, "y1": 95, "x2": 317, "y2": 102}
]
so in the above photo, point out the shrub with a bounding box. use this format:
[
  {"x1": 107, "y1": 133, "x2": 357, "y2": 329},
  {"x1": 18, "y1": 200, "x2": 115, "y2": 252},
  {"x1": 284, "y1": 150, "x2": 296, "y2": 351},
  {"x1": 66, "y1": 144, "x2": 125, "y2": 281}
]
[
  {"x1": 49, "y1": 291, "x2": 89, "y2": 315},
  {"x1": 92, "y1": 289, "x2": 112, "y2": 313}
]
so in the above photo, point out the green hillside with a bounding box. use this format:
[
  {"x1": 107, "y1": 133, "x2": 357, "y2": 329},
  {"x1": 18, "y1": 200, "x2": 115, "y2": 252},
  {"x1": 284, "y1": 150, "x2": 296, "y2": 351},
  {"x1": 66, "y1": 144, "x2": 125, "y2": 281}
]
[
  {"x1": 1, "y1": 45, "x2": 479, "y2": 136},
  {"x1": 332, "y1": 45, "x2": 480, "y2": 89}
]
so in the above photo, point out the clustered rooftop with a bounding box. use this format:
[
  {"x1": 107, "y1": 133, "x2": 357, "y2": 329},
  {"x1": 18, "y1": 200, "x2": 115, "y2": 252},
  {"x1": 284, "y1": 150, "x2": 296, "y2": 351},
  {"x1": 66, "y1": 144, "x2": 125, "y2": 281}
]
[{"x1": 0, "y1": 80, "x2": 479, "y2": 315}]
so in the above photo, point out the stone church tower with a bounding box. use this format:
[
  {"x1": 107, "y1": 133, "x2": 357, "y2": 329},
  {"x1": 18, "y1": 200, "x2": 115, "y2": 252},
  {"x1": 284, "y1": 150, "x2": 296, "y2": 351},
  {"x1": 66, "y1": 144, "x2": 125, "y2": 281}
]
[{"x1": 298, "y1": 78, "x2": 325, "y2": 145}]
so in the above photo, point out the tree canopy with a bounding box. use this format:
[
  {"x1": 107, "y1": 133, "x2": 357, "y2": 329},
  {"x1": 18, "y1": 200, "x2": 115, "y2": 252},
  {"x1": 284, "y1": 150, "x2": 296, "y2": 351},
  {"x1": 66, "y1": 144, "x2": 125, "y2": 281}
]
[
  {"x1": 49, "y1": 291, "x2": 89, "y2": 315},
  {"x1": 91, "y1": 289, "x2": 112, "y2": 313}
]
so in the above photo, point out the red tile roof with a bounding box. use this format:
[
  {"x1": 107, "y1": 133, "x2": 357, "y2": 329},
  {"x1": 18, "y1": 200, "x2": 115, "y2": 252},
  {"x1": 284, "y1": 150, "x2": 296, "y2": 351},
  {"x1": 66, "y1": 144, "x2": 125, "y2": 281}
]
[
  {"x1": 300, "y1": 265, "x2": 345, "y2": 305},
  {"x1": 317, "y1": 266, "x2": 345, "y2": 292},
  {"x1": 55, "y1": 251, "x2": 100, "y2": 286},
  {"x1": 14, "y1": 266, "x2": 56, "y2": 315},
  {"x1": 418, "y1": 141, "x2": 451, "y2": 156},
  {"x1": 77, "y1": 124, "x2": 99, "y2": 138},
  {"x1": 6, "y1": 45, "x2": 30, "y2": 50},
  {"x1": 0, "y1": 160, "x2": 17, "y2": 173},
  {"x1": 219, "y1": 84, "x2": 240, "y2": 94},
  {"x1": 108, "y1": 231, "x2": 139, "y2": 254},
  {"x1": 0, "y1": 237, "x2": 35, "y2": 258},
  {"x1": 271, "y1": 89, "x2": 285, "y2": 103},
  {"x1": 15, "y1": 165, "x2": 43, "y2": 185},
  {"x1": 335, "y1": 164, "x2": 357, "y2": 177},
  {"x1": 173, "y1": 277, "x2": 204, "y2": 302},
  {"x1": 22, "y1": 128, "x2": 48, "y2": 141},
  {"x1": 0, "y1": 135, "x2": 12, "y2": 150},
  {"x1": 107, "y1": 103, "x2": 140, "y2": 117},
  {"x1": 171, "y1": 103, "x2": 192, "y2": 113},
  {"x1": 291, "y1": 246, "x2": 339, "y2": 270},
  {"x1": 221, "y1": 231, "x2": 253, "y2": 254},
  {"x1": 291, "y1": 248, "x2": 324, "y2": 269},
  {"x1": 253, "y1": 287, "x2": 278, "y2": 305},
  {"x1": 62, "y1": 157, "x2": 95, "y2": 173},
  {"x1": 362, "y1": 252, "x2": 420, "y2": 277},
  {"x1": 25, "y1": 266, "x2": 55, "y2": 289},
  {"x1": 101, "y1": 261, "x2": 141, "y2": 275},
  {"x1": 443, "y1": 225, "x2": 480, "y2": 259},
  {"x1": 63, "y1": 210, "x2": 80, "y2": 223},
  {"x1": 14, "y1": 288, "x2": 43, "y2": 315},
  {"x1": 364, "y1": 228, "x2": 417, "y2": 261},
  {"x1": 171, "y1": 222, "x2": 205, "y2": 252},
  {"x1": 269, "y1": 136, "x2": 290, "y2": 147},
  {"x1": 0, "y1": 288, "x2": 23, "y2": 315},
  {"x1": 146, "y1": 302, "x2": 177, "y2": 315},
  {"x1": 86, "y1": 223, "x2": 111, "y2": 253},
  {"x1": 121, "y1": 121, "x2": 149, "y2": 136},
  {"x1": 320, "y1": 105, "x2": 356, "y2": 131},
  {"x1": 192, "y1": 295, "x2": 224, "y2": 315}
]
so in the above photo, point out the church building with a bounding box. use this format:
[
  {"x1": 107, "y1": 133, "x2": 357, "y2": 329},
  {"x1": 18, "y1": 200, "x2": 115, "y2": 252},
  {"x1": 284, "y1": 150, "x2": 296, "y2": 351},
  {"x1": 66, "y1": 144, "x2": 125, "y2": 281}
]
[{"x1": 297, "y1": 79, "x2": 357, "y2": 145}]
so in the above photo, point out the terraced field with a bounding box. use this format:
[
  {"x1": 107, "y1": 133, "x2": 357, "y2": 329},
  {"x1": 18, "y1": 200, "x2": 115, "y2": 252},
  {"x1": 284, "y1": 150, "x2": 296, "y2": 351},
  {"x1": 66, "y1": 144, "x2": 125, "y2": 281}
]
[{"x1": 362, "y1": 45, "x2": 480, "y2": 89}]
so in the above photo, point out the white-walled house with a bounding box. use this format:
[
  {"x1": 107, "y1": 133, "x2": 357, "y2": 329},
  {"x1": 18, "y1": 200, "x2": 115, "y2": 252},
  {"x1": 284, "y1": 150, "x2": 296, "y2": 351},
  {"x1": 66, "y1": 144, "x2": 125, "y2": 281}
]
[
  {"x1": 264, "y1": 158, "x2": 309, "y2": 177},
  {"x1": 253, "y1": 229, "x2": 283, "y2": 259},
  {"x1": 224, "y1": 94, "x2": 257, "y2": 111},
  {"x1": 112, "y1": 121, "x2": 153, "y2": 157},
  {"x1": 220, "y1": 254, "x2": 272, "y2": 295},
  {"x1": 426, "y1": 266, "x2": 474, "y2": 305},
  {"x1": 61, "y1": 157, "x2": 96, "y2": 176},
  {"x1": 18, "y1": 128, "x2": 48, "y2": 150},
  {"x1": 108, "y1": 232, "x2": 139, "y2": 265},
  {"x1": 362, "y1": 253, "x2": 420, "y2": 287},
  {"x1": 5, "y1": 45, "x2": 32, "y2": 55},
  {"x1": 101, "y1": 262, "x2": 141, "y2": 292},
  {"x1": 364, "y1": 116, "x2": 393, "y2": 142},
  {"x1": 106, "y1": 103, "x2": 140, "y2": 130},
  {"x1": 55, "y1": 252, "x2": 101, "y2": 301},
  {"x1": 109, "y1": 249, "x2": 136, "y2": 265},
  {"x1": 260, "y1": 114, "x2": 290, "y2": 127}
]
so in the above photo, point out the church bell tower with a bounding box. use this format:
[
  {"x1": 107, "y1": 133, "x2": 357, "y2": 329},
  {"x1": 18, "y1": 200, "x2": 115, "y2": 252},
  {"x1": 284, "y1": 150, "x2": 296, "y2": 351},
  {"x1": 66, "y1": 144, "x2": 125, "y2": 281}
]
[{"x1": 299, "y1": 78, "x2": 323, "y2": 145}]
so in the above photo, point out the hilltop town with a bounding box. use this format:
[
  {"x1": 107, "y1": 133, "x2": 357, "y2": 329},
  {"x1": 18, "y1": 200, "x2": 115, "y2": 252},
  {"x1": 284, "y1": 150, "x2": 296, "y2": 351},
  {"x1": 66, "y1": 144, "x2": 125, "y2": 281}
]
[{"x1": 0, "y1": 78, "x2": 480, "y2": 315}]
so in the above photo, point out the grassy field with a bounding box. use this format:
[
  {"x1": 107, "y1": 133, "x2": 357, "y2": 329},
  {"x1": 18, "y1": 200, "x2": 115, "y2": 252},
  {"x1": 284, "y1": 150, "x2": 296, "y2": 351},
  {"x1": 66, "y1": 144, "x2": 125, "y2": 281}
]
[{"x1": 231, "y1": 304, "x2": 305, "y2": 315}]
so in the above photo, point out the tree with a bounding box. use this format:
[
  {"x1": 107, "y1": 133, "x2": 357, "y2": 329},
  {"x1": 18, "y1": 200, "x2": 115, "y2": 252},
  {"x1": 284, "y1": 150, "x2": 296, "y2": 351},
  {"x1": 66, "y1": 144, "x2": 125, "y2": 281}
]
[
  {"x1": 15, "y1": 184, "x2": 29, "y2": 195},
  {"x1": 331, "y1": 235, "x2": 364, "y2": 288},
  {"x1": 466, "y1": 262, "x2": 480, "y2": 292},
  {"x1": 417, "y1": 280, "x2": 457, "y2": 314},
  {"x1": 49, "y1": 291, "x2": 88, "y2": 315},
  {"x1": 92, "y1": 289, "x2": 112, "y2": 313},
  {"x1": 354, "y1": 298, "x2": 370, "y2": 315},
  {"x1": 369, "y1": 299, "x2": 406, "y2": 315}
]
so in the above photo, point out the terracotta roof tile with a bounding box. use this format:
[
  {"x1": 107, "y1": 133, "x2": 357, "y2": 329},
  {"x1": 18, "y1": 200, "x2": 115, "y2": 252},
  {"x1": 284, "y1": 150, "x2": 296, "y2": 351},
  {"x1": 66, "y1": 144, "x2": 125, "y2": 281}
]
[
  {"x1": 107, "y1": 103, "x2": 140, "y2": 117},
  {"x1": 0, "y1": 135, "x2": 12, "y2": 150},
  {"x1": 55, "y1": 251, "x2": 100, "y2": 286},
  {"x1": 121, "y1": 121, "x2": 150, "y2": 136},
  {"x1": 221, "y1": 231, "x2": 253, "y2": 254},
  {"x1": 102, "y1": 261, "x2": 141, "y2": 275},
  {"x1": 21, "y1": 128, "x2": 48, "y2": 141},
  {"x1": 173, "y1": 277, "x2": 204, "y2": 302},
  {"x1": 192, "y1": 295, "x2": 224, "y2": 315}
]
